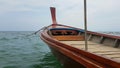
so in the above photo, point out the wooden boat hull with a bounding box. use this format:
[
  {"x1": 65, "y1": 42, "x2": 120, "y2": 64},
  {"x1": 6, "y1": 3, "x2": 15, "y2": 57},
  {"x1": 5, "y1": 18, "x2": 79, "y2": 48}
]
[
  {"x1": 40, "y1": 24, "x2": 120, "y2": 68},
  {"x1": 40, "y1": 27, "x2": 89, "y2": 67},
  {"x1": 49, "y1": 45, "x2": 85, "y2": 68},
  {"x1": 40, "y1": 7, "x2": 120, "y2": 68}
]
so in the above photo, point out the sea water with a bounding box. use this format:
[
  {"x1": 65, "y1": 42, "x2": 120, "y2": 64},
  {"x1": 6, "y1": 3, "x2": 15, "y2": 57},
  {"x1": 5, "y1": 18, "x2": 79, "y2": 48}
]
[
  {"x1": 0, "y1": 31, "x2": 63, "y2": 68},
  {"x1": 0, "y1": 31, "x2": 119, "y2": 68}
]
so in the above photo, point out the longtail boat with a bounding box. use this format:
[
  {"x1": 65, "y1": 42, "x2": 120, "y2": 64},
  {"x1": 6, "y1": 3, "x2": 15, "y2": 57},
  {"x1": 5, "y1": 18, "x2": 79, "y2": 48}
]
[{"x1": 40, "y1": 6, "x2": 120, "y2": 68}]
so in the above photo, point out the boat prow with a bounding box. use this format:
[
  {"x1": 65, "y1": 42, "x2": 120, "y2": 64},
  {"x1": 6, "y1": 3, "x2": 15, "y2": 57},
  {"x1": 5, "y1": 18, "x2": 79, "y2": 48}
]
[{"x1": 40, "y1": 7, "x2": 120, "y2": 68}]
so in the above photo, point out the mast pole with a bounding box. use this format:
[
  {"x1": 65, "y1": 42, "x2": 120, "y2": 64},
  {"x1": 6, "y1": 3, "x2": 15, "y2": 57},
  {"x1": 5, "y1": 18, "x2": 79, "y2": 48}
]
[{"x1": 84, "y1": 0, "x2": 88, "y2": 51}]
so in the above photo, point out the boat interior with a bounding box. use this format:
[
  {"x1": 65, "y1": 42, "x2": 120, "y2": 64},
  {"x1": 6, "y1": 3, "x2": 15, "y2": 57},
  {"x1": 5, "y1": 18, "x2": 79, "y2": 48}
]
[{"x1": 48, "y1": 28, "x2": 120, "y2": 62}]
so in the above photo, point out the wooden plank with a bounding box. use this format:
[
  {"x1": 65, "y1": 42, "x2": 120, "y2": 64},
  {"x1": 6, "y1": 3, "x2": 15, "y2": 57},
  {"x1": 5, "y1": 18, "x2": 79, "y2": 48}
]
[
  {"x1": 99, "y1": 36, "x2": 104, "y2": 43},
  {"x1": 104, "y1": 54, "x2": 120, "y2": 58},
  {"x1": 114, "y1": 39, "x2": 119, "y2": 48},
  {"x1": 60, "y1": 40, "x2": 120, "y2": 62},
  {"x1": 53, "y1": 36, "x2": 85, "y2": 41},
  {"x1": 60, "y1": 41, "x2": 97, "y2": 45},
  {"x1": 112, "y1": 58, "x2": 120, "y2": 61},
  {"x1": 98, "y1": 53, "x2": 120, "y2": 55},
  {"x1": 88, "y1": 34, "x2": 92, "y2": 41}
]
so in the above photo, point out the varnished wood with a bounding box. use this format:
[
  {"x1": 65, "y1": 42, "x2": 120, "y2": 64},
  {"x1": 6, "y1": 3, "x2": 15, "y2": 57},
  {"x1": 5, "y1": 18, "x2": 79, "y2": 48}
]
[
  {"x1": 114, "y1": 39, "x2": 119, "y2": 48},
  {"x1": 40, "y1": 6, "x2": 120, "y2": 68},
  {"x1": 53, "y1": 36, "x2": 84, "y2": 41},
  {"x1": 60, "y1": 40, "x2": 120, "y2": 63},
  {"x1": 50, "y1": 7, "x2": 57, "y2": 24},
  {"x1": 40, "y1": 24, "x2": 120, "y2": 67}
]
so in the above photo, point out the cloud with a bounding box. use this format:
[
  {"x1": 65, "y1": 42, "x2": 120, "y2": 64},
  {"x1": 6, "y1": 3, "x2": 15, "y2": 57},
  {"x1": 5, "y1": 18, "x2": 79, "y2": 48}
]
[
  {"x1": 0, "y1": 0, "x2": 51, "y2": 14},
  {"x1": 0, "y1": 0, "x2": 119, "y2": 31},
  {"x1": 0, "y1": 0, "x2": 52, "y2": 31},
  {"x1": 53, "y1": 0, "x2": 120, "y2": 31}
]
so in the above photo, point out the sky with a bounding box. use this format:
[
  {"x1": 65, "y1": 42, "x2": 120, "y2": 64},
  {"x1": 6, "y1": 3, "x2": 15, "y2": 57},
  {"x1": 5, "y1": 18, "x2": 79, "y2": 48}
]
[{"x1": 0, "y1": 0, "x2": 120, "y2": 31}]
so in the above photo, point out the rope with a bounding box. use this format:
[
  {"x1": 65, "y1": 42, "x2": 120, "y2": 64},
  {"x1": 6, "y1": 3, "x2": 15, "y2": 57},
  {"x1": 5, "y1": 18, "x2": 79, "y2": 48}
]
[{"x1": 25, "y1": 25, "x2": 51, "y2": 37}]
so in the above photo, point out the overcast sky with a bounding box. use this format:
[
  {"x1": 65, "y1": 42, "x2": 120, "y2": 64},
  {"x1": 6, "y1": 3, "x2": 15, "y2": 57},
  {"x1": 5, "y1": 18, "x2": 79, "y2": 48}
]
[{"x1": 0, "y1": 0, "x2": 120, "y2": 31}]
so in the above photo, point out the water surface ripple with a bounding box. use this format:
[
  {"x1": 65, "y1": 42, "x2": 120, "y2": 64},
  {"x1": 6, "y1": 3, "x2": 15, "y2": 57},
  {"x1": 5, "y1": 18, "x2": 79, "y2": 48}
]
[{"x1": 0, "y1": 31, "x2": 62, "y2": 68}]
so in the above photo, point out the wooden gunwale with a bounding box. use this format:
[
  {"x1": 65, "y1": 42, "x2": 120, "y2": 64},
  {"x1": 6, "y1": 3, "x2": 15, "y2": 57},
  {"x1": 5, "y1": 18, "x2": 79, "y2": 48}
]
[
  {"x1": 40, "y1": 32, "x2": 104, "y2": 68},
  {"x1": 40, "y1": 26, "x2": 120, "y2": 67},
  {"x1": 54, "y1": 24, "x2": 120, "y2": 39}
]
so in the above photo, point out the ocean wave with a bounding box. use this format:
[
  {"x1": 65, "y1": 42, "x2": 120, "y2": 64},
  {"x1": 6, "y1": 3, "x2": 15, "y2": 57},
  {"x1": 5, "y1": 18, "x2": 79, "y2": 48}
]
[
  {"x1": 3, "y1": 65, "x2": 18, "y2": 68},
  {"x1": 12, "y1": 37, "x2": 19, "y2": 40},
  {"x1": 0, "y1": 37, "x2": 9, "y2": 41},
  {"x1": 0, "y1": 31, "x2": 62, "y2": 68}
]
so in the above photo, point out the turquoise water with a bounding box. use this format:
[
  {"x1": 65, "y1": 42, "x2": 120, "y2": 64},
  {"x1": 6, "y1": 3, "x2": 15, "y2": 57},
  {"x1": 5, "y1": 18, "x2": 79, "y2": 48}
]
[{"x1": 0, "y1": 31, "x2": 63, "y2": 68}]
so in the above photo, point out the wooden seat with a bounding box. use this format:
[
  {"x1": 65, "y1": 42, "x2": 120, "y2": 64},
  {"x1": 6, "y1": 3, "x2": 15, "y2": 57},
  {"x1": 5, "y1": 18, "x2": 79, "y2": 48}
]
[{"x1": 53, "y1": 36, "x2": 85, "y2": 41}]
